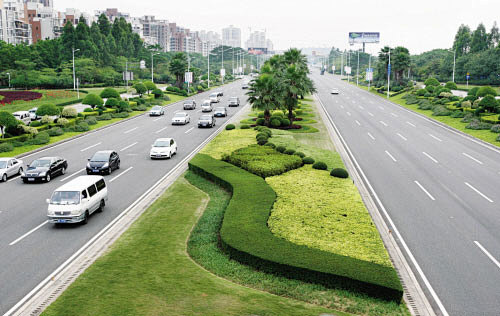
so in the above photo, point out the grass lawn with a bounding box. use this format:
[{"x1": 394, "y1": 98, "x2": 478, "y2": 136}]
[
  {"x1": 200, "y1": 129, "x2": 257, "y2": 159},
  {"x1": 455, "y1": 83, "x2": 500, "y2": 93},
  {"x1": 42, "y1": 177, "x2": 338, "y2": 316},
  {"x1": 0, "y1": 90, "x2": 82, "y2": 113}
]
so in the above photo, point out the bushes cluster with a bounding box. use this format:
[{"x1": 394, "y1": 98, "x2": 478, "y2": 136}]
[
  {"x1": 240, "y1": 124, "x2": 250, "y2": 129},
  {"x1": 466, "y1": 119, "x2": 493, "y2": 130},
  {"x1": 225, "y1": 124, "x2": 235, "y2": 130}
]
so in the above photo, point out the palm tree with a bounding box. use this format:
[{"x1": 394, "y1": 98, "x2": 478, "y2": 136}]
[
  {"x1": 168, "y1": 52, "x2": 187, "y2": 88},
  {"x1": 247, "y1": 73, "x2": 280, "y2": 126}
]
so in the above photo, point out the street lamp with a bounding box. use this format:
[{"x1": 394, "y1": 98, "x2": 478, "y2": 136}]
[
  {"x1": 72, "y1": 48, "x2": 80, "y2": 91},
  {"x1": 6, "y1": 73, "x2": 10, "y2": 89},
  {"x1": 356, "y1": 49, "x2": 360, "y2": 86},
  {"x1": 450, "y1": 48, "x2": 456, "y2": 83},
  {"x1": 151, "y1": 51, "x2": 159, "y2": 83},
  {"x1": 207, "y1": 52, "x2": 217, "y2": 88}
]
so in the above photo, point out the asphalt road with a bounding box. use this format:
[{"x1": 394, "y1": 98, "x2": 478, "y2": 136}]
[
  {"x1": 0, "y1": 80, "x2": 248, "y2": 314},
  {"x1": 313, "y1": 73, "x2": 500, "y2": 316}
]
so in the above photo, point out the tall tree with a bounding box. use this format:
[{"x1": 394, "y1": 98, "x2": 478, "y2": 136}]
[
  {"x1": 453, "y1": 24, "x2": 472, "y2": 56},
  {"x1": 247, "y1": 73, "x2": 279, "y2": 125},
  {"x1": 488, "y1": 21, "x2": 500, "y2": 48},
  {"x1": 470, "y1": 23, "x2": 489, "y2": 53},
  {"x1": 97, "y1": 13, "x2": 111, "y2": 36},
  {"x1": 168, "y1": 52, "x2": 187, "y2": 88}
]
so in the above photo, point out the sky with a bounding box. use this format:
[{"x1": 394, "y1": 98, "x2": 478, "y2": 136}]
[{"x1": 55, "y1": 0, "x2": 500, "y2": 55}]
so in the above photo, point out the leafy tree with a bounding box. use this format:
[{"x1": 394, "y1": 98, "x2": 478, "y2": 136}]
[
  {"x1": 0, "y1": 111, "x2": 18, "y2": 138},
  {"x1": 152, "y1": 88, "x2": 163, "y2": 98},
  {"x1": 470, "y1": 23, "x2": 489, "y2": 53},
  {"x1": 82, "y1": 93, "x2": 104, "y2": 109},
  {"x1": 478, "y1": 95, "x2": 498, "y2": 113},
  {"x1": 143, "y1": 80, "x2": 157, "y2": 94},
  {"x1": 488, "y1": 22, "x2": 500, "y2": 48},
  {"x1": 453, "y1": 24, "x2": 472, "y2": 56},
  {"x1": 424, "y1": 78, "x2": 440, "y2": 86},
  {"x1": 468, "y1": 87, "x2": 480, "y2": 96},
  {"x1": 477, "y1": 86, "x2": 497, "y2": 97},
  {"x1": 97, "y1": 13, "x2": 111, "y2": 36},
  {"x1": 100, "y1": 87, "x2": 120, "y2": 99},
  {"x1": 105, "y1": 98, "x2": 119, "y2": 107},
  {"x1": 247, "y1": 73, "x2": 279, "y2": 126},
  {"x1": 133, "y1": 83, "x2": 147, "y2": 96},
  {"x1": 36, "y1": 104, "x2": 60, "y2": 116},
  {"x1": 169, "y1": 53, "x2": 187, "y2": 88},
  {"x1": 445, "y1": 81, "x2": 457, "y2": 90}
]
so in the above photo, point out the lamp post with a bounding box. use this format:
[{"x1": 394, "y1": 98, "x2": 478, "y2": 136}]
[
  {"x1": 72, "y1": 48, "x2": 80, "y2": 91},
  {"x1": 207, "y1": 52, "x2": 216, "y2": 88},
  {"x1": 6, "y1": 73, "x2": 10, "y2": 89},
  {"x1": 356, "y1": 49, "x2": 360, "y2": 86},
  {"x1": 387, "y1": 48, "x2": 391, "y2": 99},
  {"x1": 451, "y1": 49, "x2": 456, "y2": 83},
  {"x1": 151, "y1": 51, "x2": 159, "y2": 83}
]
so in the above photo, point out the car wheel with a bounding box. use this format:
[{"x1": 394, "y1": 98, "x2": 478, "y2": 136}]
[
  {"x1": 97, "y1": 200, "x2": 105, "y2": 213},
  {"x1": 108, "y1": 167, "x2": 112, "y2": 175},
  {"x1": 46, "y1": 173, "x2": 51, "y2": 182},
  {"x1": 117, "y1": 161, "x2": 120, "y2": 169},
  {"x1": 61, "y1": 167, "x2": 66, "y2": 175},
  {"x1": 81, "y1": 211, "x2": 89, "y2": 225},
  {"x1": 1, "y1": 173, "x2": 6, "y2": 182},
  {"x1": 18, "y1": 167, "x2": 23, "y2": 175}
]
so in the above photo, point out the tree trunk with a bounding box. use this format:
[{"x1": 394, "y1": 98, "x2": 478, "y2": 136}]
[{"x1": 264, "y1": 109, "x2": 271, "y2": 126}]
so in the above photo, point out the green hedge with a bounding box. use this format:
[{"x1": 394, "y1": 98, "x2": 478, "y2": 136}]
[
  {"x1": 56, "y1": 98, "x2": 83, "y2": 106},
  {"x1": 188, "y1": 154, "x2": 403, "y2": 301}
]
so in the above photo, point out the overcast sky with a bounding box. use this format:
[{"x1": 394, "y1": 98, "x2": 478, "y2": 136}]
[{"x1": 55, "y1": 0, "x2": 500, "y2": 55}]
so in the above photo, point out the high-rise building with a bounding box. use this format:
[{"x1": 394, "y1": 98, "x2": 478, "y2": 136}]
[
  {"x1": 222, "y1": 25, "x2": 240, "y2": 48},
  {"x1": 25, "y1": 0, "x2": 60, "y2": 43},
  {"x1": 0, "y1": 0, "x2": 31, "y2": 44},
  {"x1": 245, "y1": 30, "x2": 274, "y2": 54}
]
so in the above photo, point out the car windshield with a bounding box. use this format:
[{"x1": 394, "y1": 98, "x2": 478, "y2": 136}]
[
  {"x1": 29, "y1": 109, "x2": 36, "y2": 113},
  {"x1": 13, "y1": 114, "x2": 21, "y2": 118},
  {"x1": 200, "y1": 115, "x2": 211, "y2": 120},
  {"x1": 174, "y1": 113, "x2": 186, "y2": 117},
  {"x1": 210, "y1": 94, "x2": 217, "y2": 97},
  {"x1": 30, "y1": 159, "x2": 51, "y2": 168},
  {"x1": 202, "y1": 101, "x2": 210, "y2": 105},
  {"x1": 153, "y1": 140, "x2": 170, "y2": 147},
  {"x1": 0, "y1": 161, "x2": 6, "y2": 168},
  {"x1": 215, "y1": 107, "x2": 225, "y2": 111},
  {"x1": 50, "y1": 191, "x2": 80, "y2": 205},
  {"x1": 152, "y1": 106, "x2": 161, "y2": 111},
  {"x1": 230, "y1": 98, "x2": 237, "y2": 101},
  {"x1": 90, "y1": 152, "x2": 110, "y2": 162},
  {"x1": 184, "y1": 101, "x2": 194, "y2": 105}
]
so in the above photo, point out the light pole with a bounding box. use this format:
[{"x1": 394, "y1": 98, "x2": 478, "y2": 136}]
[
  {"x1": 387, "y1": 48, "x2": 391, "y2": 99},
  {"x1": 451, "y1": 49, "x2": 456, "y2": 83},
  {"x1": 187, "y1": 52, "x2": 191, "y2": 92},
  {"x1": 207, "y1": 52, "x2": 216, "y2": 88},
  {"x1": 368, "y1": 53, "x2": 372, "y2": 90},
  {"x1": 151, "y1": 52, "x2": 159, "y2": 83},
  {"x1": 72, "y1": 48, "x2": 80, "y2": 91},
  {"x1": 6, "y1": 73, "x2": 10, "y2": 89},
  {"x1": 341, "y1": 51, "x2": 344, "y2": 77},
  {"x1": 356, "y1": 49, "x2": 360, "y2": 86}
]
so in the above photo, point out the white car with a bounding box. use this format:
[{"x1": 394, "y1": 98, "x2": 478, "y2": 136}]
[
  {"x1": 149, "y1": 106, "x2": 164, "y2": 116},
  {"x1": 28, "y1": 108, "x2": 39, "y2": 121},
  {"x1": 13, "y1": 111, "x2": 31, "y2": 125},
  {"x1": 201, "y1": 100, "x2": 213, "y2": 112},
  {"x1": 150, "y1": 138, "x2": 177, "y2": 159},
  {"x1": 331, "y1": 88, "x2": 339, "y2": 95},
  {"x1": 0, "y1": 157, "x2": 24, "y2": 182},
  {"x1": 47, "y1": 175, "x2": 108, "y2": 225},
  {"x1": 209, "y1": 93, "x2": 220, "y2": 103},
  {"x1": 171, "y1": 112, "x2": 190, "y2": 125}
]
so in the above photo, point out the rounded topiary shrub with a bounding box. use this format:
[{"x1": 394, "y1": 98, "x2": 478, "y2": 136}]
[
  {"x1": 105, "y1": 98, "x2": 119, "y2": 107},
  {"x1": 302, "y1": 157, "x2": 315, "y2": 164},
  {"x1": 270, "y1": 118, "x2": 281, "y2": 127},
  {"x1": 85, "y1": 117, "x2": 98, "y2": 125},
  {"x1": 257, "y1": 113, "x2": 265, "y2": 118},
  {"x1": 284, "y1": 148, "x2": 296, "y2": 155},
  {"x1": 0, "y1": 143, "x2": 14, "y2": 153},
  {"x1": 32, "y1": 131, "x2": 50, "y2": 145},
  {"x1": 271, "y1": 110, "x2": 284, "y2": 118},
  {"x1": 264, "y1": 142, "x2": 276, "y2": 148},
  {"x1": 257, "y1": 138, "x2": 268, "y2": 145},
  {"x1": 30, "y1": 121, "x2": 42, "y2": 127},
  {"x1": 61, "y1": 107, "x2": 78, "y2": 118},
  {"x1": 225, "y1": 124, "x2": 236, "y2": 130},
  {"x1": 276, "y1": 146, "x2": 286, "y2": 153},
  {"x1": 312, "y1": 161, "x2": 327, "y2": 170},
  {"x1": 83, "y1": 108, "x2": 93, "y2": 113},
  {"x1": 256, "y1": 118, "x2": 265, "y2": 126},
  {"x1": 281, "y1": 118, "x2": 291, "y2": 126},
  {"x1": 491, "y1": 124, "x2": 500, "y2": 133},
  {"x1": 256, "y1": 132, "x2": 269, "y2": 139},
  {"x1": 330, "y1": 168, "x2": 349, "y2": 178},
  {"x1": 294, "y1": 151, "x2": 305, "y2": 158},
  {"x1": 47, "y1": 127, "x2": 64, "y2": 137},
  {"x1": 240, "y1": 124, "x2": 250, "y2": 129}
]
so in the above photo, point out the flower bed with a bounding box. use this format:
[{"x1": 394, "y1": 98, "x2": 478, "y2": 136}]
[{"x1": 0, "y1": 91, "x2": 43, "y2": 104}]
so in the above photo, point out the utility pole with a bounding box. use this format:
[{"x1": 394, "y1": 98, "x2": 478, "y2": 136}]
[
  {"x1": 125, "y1": 61, "x2": 128, "y2": 89},
  {"x1": 356, "y1": 49, "x2": 360, "y2": 86},
  {"x1": 368, "y1": 54, "x2": 372, "y2": 90},
  {"x1": 452, "y1": 49, "x2": 456, "y2": 83},
  {"x1": 76, "y1": 78, "x2": 80, "y2": 99},
  {"x1": 341, "y1": 51, "x2": 344, "y2": 77},
  {"x1": 72, "y1": 48, "x2": 80, "y2": 91},
  {"x1": 207, "y1": 52, "x2": 210, "y2": 88},
  {"x1": 221, "y1": 42, "x2": 225, "y2": 84},
  {"x1": 187, "y1": 53, "x2": 191, "y2": 92},
  {"x1": 387, "y1": 48, "x2": 391, "y2": 99}
]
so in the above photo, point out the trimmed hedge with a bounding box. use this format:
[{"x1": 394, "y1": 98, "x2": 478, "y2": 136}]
[
  {"x1": 331, "y1": 168, "x2": 349, "y2": 178},
  {"x1": 188, "y1": 154, "x2": 403, "y2": 301},
  {"x1": 225, "y1": 124, "x2": 236, "y2": 130}
]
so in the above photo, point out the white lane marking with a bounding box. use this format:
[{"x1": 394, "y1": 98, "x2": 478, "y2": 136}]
[
  {"x1": 124, "y1": 127, "x2": 138, "y2": 134},
  {"x1": 391, "y1": 112, "x2": 398, "y2": 117},
  {"x1": 367, "y1": 132, "x2": 375, "y2": 140},
  {"x1": 174, "y1": 109, "x2": 180, "y2": 113},
  {"x1": 197, "y1": 110, "x2": 202, "y2": 113},
  {"x1": 429, "y1": 134, "x2": 443, "y2": 142},
  {"x1": 109, "y1": 166, "x2": 133, "y2": 183},
  {"x1": 465, "y1": 182, "x2": 493, "y2": 203},
  {"x1": 155, "y1": 127, "x2": 168, "y2": 134},
  {"x1": 7, "y1": 175, "x2": 21, "y2": 182},
  {"x1": 385, "y1": 150, "x2": 397, "y2": 162},
  {"x1": 9, "y1": 221, "x2": 48, "y2": 246},
  {"x1": 414, "y1": 181, "x2": 436, "y2": 201},
  {"x1": 462, "y1": 152, "x2": 483, "y2": 165},
  {"x1": 355, "y1": 120, "x2": 361, "y2": 126},
  {"x1": 185, "y1": 127, "x2": 194, "y2": 134},
  {"x1": 423, "y1": 152, "x2": 439, "y2": 164},
  {"x1": 120, "y1": 142, "x2": 138, "y2": 152},
  {"x1": 406, "y1": 121, "x2": 416, "y2": 127},
  {"x1": 474, "y1": 241, "x2": 500, "y2": 270},
  {"x1": 368, "y1": 112, "x2": 374, "y2": 117},
  {"x1": 358, "y1": 105, "x2": 364, "y2": 110},
  {"x1": 396, "y1": 133, "x2": 407, "y2": 141},
  {"x1": 346, "y1": 111, "x2": 351, "y2": 116},
  {"x1": 80, "y1": 142, "x2": 102, "y2": 152},
  {"x1": 60, "y1": 168, "x2": 85, "y2": 182},
  {"x1": 378, "y1": 106, "x2": 384, "y2": 110},
  {"x1": 340, "y1": 104, "x2": 344, "y2": 109},
  {"x1": 153, "y1": 117, "x2": 163, "y2": 122},
  {"x1": 379, "y1": 121, "x2": 388, "y2": 127},
  {"x1": 352, "y1": 100, "x2": 356, "y2": 104}
]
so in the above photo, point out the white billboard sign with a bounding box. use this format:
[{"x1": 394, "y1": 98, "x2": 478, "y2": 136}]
[
  {"x1": 220, "y1": 68, "x2": 226, "y2": 76},
  {"x1": 349, "y1": 32, "x2": 380, "y2": 44},
  {"x1": 344, "y1": 66, "x2": 352, "y2": 75},
  {"x1": 331, "y1": 65, "x2": 336, "y2": 72},
  {"x1": 122, "y1": 71, "x2": 134, "y2": 81},
  {"x1": 185, "y1": 72, "x2": 193, "y2": 83},
  {"x1": 140, "y1": 60, "x2": 146, "y2": 69}
]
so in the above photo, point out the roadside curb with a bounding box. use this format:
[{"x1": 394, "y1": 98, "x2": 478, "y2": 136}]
[{"x1": 313, "y1": 93, "x2": 436, "y2": 316}]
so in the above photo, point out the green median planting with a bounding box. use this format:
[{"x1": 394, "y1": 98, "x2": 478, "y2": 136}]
[{"x1": 188, "y1": 153, "x2": 403, "y2": 301}]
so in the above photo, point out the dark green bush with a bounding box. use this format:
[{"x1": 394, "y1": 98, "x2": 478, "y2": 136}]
[
  {"x1": 477, "y1": 86, "x2": 497, "y2": 97},
  {"x1": 257, "y1": 113, "x2": 265, "y2": 118},
  {"x1": 270, "y1": 118, "x2": 281, "y2": 127},
  {"x1": 75, "y1": 122, "x2": 90, "y2": 132},
  {"x1": 240, "y1": 124, "x2": 250, "y2": 129},
  {"x1": 111, "y1": 112, "x2": 129, "y2": 119},
  {"x1": 276, "y1": 146, "x2": 286, "y2": 153},
  {"x1": 152, "y1": 88, "x2": 163, "y2": 98},
  {"x1": 97, "y1": 114, "x2": 112, "y2": 121},
  {"x1": 490, "y1": 124, "x2": 500, "y2": 133},
  {"x1": 466, "y1": 119, "x2": 493, "y2": 130},
  {"x1": 461, "y1": 112, "x2": 475, "y2": 123},
  {"x1": 302, "y1": 156, "x2": 315, "y2": 164},
  {"x1": 416, "y1": 89, "x2": 427, "y2": 96},
  {"x1": 100, "y1": 87, "x2": 120, "y2": 99},
  {"x1": 31, "y1": 131, "x2": 50, "y2": 145},
  {"x1": 225, "y1": 124, "x2": 236, "y2": 130},
  {"x1": 444, "y1": 81, "x2": 457, "y2": 90},
  {"x1": 256, "y1": 118, "x2": 265, "y2": 126},
  {"x1": 424, "y1": 92, "x2": 432, "y2": 97},
  {"x1": 264, "y1": 142, "x2": 276, "y2": 148},
  {"x1": 136, "y1": 105, "x2": 148, "y2": 111},
  {"x1": 281, "y1": 118, "x2": 291, "y2": 126},
  {"x1": 30, "y1": 121, "x2": 42, "y2": 127},
  {"x1": 294, "y1": 151, "x2": 305, "y2": 158},
  {"x1": 284, "y1": 148, "x2": 296, "y2": 155},
  {"x1": 0, "y1": 142, "x2": 14, "y2": 152},
  {"x1": 46, "y1": 127, "x2": 64, "y2": 137},
  {"x1": 331, "y1": 168, "x2": 349, "y2": 178},
  {"x1": 450, "y1": 110, "x2": 465, "y2": 118},
  {"x1": 424, "y1": 77, "x2": 440, "y2": 87},
  {"x1": 105, "y1": 98, "x2": 119, "y2": 107},
  {"x1": 256, "y1": 132, "x2": 269, "y2": 140},
  {"x1": 432, "y1": 105, "x2": 452, "y2": 116},
  {"x1": 468, "y1": 87, "x2": 480, "y2": 96},
  {"x1": 84, "y1": 117, "x2": 98, "y2": 125},
  {"x1": 83, "y1": 108, "x2": 93, "y2": 113},
  {"x1": 312, "y1": 161, "x2": 328, "y2": 170},
  {"x1": 257, "y1": 138, "x2": 268, "y2": 145}
]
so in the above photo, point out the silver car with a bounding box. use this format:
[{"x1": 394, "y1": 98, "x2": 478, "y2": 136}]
[
  {"x1": 171, "y1": 112, "x2": 190, "y2": 125},
  {"x1": 0, "y1": 158, "x2": 24, "y2": 182},
  {"x1": 149, "y1": 106, "x2": 164, "y2": 116},
  {"x1": 201, "y1": 101, "x2": 213, "y2": 112}
]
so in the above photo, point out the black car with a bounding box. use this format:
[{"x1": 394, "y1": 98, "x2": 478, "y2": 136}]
[
  {"x1": 183, "y1": 100, "x2": 196, "y2": 110},
  {"x1": 198, "y1": 114, "x2": 216, "y2": 128},
  {"x1": 216, "y1": 91, "x2": 223, "y2": 97},
  {"x1": 22, "y1": 156, "x2": 67, "y2": 183},
  {"x1": 86, "y1": 151, "x2": 120, "y2": 175}
]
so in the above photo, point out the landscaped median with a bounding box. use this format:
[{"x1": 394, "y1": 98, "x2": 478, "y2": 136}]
[{"x1": 188, "y1": 153, "x2": 403, "y2": 301}]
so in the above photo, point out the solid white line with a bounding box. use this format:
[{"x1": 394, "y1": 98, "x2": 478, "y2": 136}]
[
  {"x1": 391, "y1": 112, "x2": 398, "y2": 117},
  {"x1": 7, "y1": 175, "x2": 21, "y2": 182},
  {"x1": 358, "y1": 105, "x2": 364, "y2": 110},
  {"x1": 462, "y1": 152, "x2": 483, "y2": 165},
  {"x1": 355, "y1": 120, "x2": 361, "y2": 126},
  {"x1": 9, "y1": 221, "x2": 48, "y2": 246},
  {"x1": 109, "y1": 166, "x2": 133, "y2": 183},
  {"x1": 120, "y1": 142, "x2": 138, "y2": 152},
  {"x1": 423, "y1": 152, "x2": 438, "y2": 163},
  {"x1": 185, "y1": 127, "x2": 194, "y2": 134},
  {"x1": 346, "y1": 111, "x2": 351, "y2": 116},
  {"x1": 385, "y1": 150, "x2": 397, "y2": 162},
  {"x1": 397, "y1": 133, "x2": 407, "y2": 141},
  {"x1": 368, "y1": 112, "x2": 374, "y2": 117},
  {"x1": 465, "y1": 182, "x2": 493, "y2": 203},
  {"x1": 60, "y1": 168, "x2": 85, "y2": 182},
  {"x1": 352, "y1": 100, "x2": 356, "y2": 104},
  {"x1": 340, "y1": 105, "x2": 344, "y2": 109},
  {"x1": 153, "y1": 117, "x2": 163, "y2": 122},
  {"x1": 406, "y1": 121, "x2": 416, "y2": 127},
  {"x1": 378, "y1": 106, "x2": 384, "y2": 110},
  {"x1": 315, "y1": 95, "x2": 448, "y2": 316},
  {"x1": 474, "y1": 241, "x2": 500, "y2": 269},
  {"x1": 155, "y1": 127, "x2": 168, "y2": 134},
  {"x1": 380, "y1": 121, "x2": 388, "y2": 127},
  {"x1": 80, "y1": 142, "x2": 101, "y2": 152},
  {"x1": 367, "y1": 132, "x2": 375, "y2": 140},
  {"x1": 124, "y1": 127, "x2": 138, "y2": 134},
  {"x1": 429, "y1": 134, "x2": 443, "y2": 142},
  {"x1": 415, "y1": 181, "x2": 436, "y2": 201}
]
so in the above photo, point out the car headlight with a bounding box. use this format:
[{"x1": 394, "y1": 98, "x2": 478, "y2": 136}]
[
  {"x1": 39, "y1": 172, "x2": 46, "y2": 176},
  {"x1": 20, "y1": 171, "x2": 25, "y2": 176},
  {"x1": 102, "y1": 163, "x2": 109, "y2": 168},
  {"x1": 47, "y1": 209, "x2": 55, "y2": 216},
  {"x1": 71, "y1": 209, "x2": 81, "y2": 215},
  {"x1": 86, "y1": 163, "x2": 91, "y2": 168}
]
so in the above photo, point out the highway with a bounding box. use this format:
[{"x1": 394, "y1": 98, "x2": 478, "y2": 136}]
[
  {"x1": 0, "y1": 80, "x2": 248, "y2": 314},
  {"x1": 313, "y1": 73, "x2": 500, "y2": 316}
]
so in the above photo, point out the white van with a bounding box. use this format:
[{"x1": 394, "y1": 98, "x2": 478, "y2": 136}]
[
  {"x1": 13, "y1": 111, "x2": 31, "y2": 126},
  {"x1": 47, "y1": 175, "x2": 108, "y2": 225},
  {"x1": 209, "y1": 92, "x2": 220, "y2": 103}
]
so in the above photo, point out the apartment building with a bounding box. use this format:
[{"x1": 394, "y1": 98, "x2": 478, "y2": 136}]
[
  {"x1": 25, "y1": 0, "x2": 60, "y2": 43},
  {"x1": 222, "y1": 25, "x2": 240, "y2": 48},
  {"x1": 0, "y1": 0, "x2": 31, "y2": 44}
]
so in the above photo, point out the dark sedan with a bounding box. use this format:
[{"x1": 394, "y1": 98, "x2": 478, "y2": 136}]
[
  {"x1": 198, "y1": 114, "x2": 216, "y2": 128},
  {"x1": 22, "y1": 156, "x2": 67, "y2": 183},
  {"x1": 86, "y1": 150, "x2": 120, "y2": 175}
]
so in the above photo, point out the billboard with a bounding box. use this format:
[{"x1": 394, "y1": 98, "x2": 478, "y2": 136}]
[
  {"x1": 344, "y1": 66, "x2": 352, "y2": 75},
  {"x1": 220, "y1": 69, "x2": 226, "y2": 76},
  {"x1": 366, "y1": 68, "x2": 373, "y2": 81},
  {"x1": 349, "y1": 32, "x2": 380, "y2": 44},
  {"x1": 122, "y1": 71, "x2": 134, "y2": 81},
  {"x1": 185, "y1": 72, "x2": 193, "y2": 83}
]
